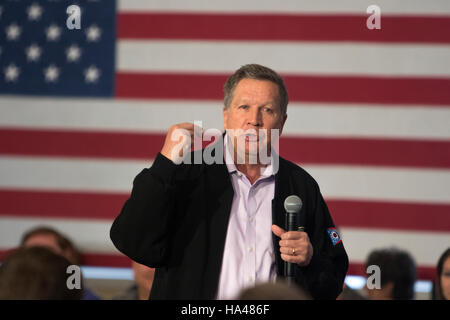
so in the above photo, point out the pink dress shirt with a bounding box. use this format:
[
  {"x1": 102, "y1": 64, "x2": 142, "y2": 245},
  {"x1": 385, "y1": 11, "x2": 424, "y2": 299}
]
[{"x1": 216, "y1": 135, "x2": 277, "y2": 299}]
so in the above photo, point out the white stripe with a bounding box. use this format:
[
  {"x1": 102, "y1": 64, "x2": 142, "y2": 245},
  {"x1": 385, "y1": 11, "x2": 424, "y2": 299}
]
[
  {"x1": 0, "y1": 155, "x2": 449, "y2": 204},
  {"x1": 304, "y1": 165, "x2": 450, "y2": 204},
  {"x1": 1, "y1": 97, "x2": 449, "y2": 140},
  {"x1": 284, "y1": 103, "x2": 450, "y2": 141},
  {"x1": 118, "y1": 40, "x2": 450, "y2": 77},
  {"x1": 0, "y1": 156, "x2": 144, "y2": 193},
  {"x1": 0, "y1": 216, "x2": 447, "y2": 269},
  {"x1": 118, "y1": 0, "x2": 450, "y2": 15},
  {"x1": 0, "y1": 215, "x2": 117, "y2": 254},
  {"x1": 340, "y1": 227, "x2": 450, "y2": 267}
]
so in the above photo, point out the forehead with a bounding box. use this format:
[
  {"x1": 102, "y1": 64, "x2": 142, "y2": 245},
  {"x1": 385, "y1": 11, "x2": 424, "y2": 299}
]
[
  {"x1": 232, "y1": 78, "x2": 280, "y2": 104},
  {"x1": 24, "y1": 233, "x2": 59, "y2": 248}
]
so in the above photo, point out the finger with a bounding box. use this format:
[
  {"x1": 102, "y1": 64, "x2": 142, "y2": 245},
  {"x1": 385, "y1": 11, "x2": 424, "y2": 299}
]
[
  {"x1": 176, "y1": 122, "x2": 196, "y2": 130},
  {"x1": 271, "y1": 225, "x2": 285, "y2": 238},
  {"x1": 279, "y1": 239, "x2": 304, "y2": 247},
  {"x1": 280, "y1": 246, "x2": 301, "y2": 256},
  {"x1": 280, "y1": 231, "x2": 304, "y2": 240},
  {"x1": 280, "y1": 253, "x2": 301, "y2": 264},
  {"x1": 177, "y1": 123, "x2": 204, "y2": 135}
]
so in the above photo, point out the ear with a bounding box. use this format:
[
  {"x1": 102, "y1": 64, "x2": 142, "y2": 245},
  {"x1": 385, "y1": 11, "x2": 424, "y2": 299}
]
[
  {"x1": 223, "y1": 107, "x2": 228, "y2": 130},
  {"x1": 279, "y1": 114, "x2": 287, "y2": 136}
]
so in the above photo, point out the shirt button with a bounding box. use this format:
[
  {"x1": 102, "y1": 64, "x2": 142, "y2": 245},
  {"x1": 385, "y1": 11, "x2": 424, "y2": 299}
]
[
  {"x1": 248, "y1": 276, "x2": 254, "y2": 282},
  {"x1": 249, "y1": 216, "x2": 254, "y2": 223},
  {"x1": 249, "y1": 246, "x2": 253, "y2": 252}
]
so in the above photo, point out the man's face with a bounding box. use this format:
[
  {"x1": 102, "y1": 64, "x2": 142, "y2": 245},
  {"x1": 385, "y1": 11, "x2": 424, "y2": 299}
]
[{"x1": 223, "y1": 78, "x2": 287, "y2": 160}]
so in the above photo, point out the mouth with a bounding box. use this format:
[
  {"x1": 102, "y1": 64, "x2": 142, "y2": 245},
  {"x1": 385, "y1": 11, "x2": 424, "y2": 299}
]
[{"x1": 244, "y1": 134, "x2": 258, "y2": 142}]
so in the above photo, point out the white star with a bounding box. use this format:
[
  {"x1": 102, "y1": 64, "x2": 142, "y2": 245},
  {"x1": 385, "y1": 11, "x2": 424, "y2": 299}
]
[
  {"x1": 25, "y1": 44, "x2": 42, "y2": 62},
  {"x1": 66, "y1": 44, "x2": 82, "y2": 62},
  {"x1": 44, "y1": 64, "x2": 60, "y2": 83},
  {"x1": 86, "y1": 25, "x2": 101, "y2": 42},
  {"x1": 27, "y1": 3, "x2": 43, "y2": 21},
  {"x1": 84, "y1": 65, "x2": 100, "y2": 83},
  {"x1": 6, "y1": 23, "x2": 21, "y2": 41},
  {"x1": 4, "y1": 63, "x2": 20, "y2": 82},
  {"x1": 46, "y1": 24, "x2": 61, "y2": 41}
]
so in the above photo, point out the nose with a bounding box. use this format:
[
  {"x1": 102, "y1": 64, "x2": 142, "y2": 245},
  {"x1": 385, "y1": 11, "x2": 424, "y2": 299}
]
[{"x1": 248, "y1": 107, "x2": 262, "y2": 127}]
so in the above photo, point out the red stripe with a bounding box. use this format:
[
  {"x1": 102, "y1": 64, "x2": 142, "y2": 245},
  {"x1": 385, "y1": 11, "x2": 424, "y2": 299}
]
[
  {"x1": 280, "y1": 136, "x2": 450, "y2": 169},
  {"x1": 328, "y1": 199, "x2": 450, "y2": 233},
  {"x1": 115, "y1": 72, "x2": 450, "y2": 106},
  {"x1": 1, "y1": 128, "x2": 449, "y2": 169},
  {"x1": 0, "y1": 128, "x2": 164, "y2": 160},
  {"x1": 1, "y1": 189, "x2": 449, "y2": 232},
  {"x1": 117, "y1": 13, "x2": 450, "y2": 44},
  {"x1": 0, "y1": 189, "x2": 128, "y2": 220},
  {"x1": 0, "y1": 249, "x2": 436, "y2": 280}
]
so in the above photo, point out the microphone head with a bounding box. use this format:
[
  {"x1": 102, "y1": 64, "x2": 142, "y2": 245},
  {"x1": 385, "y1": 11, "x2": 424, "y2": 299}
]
[{"x1": 284, "y1": 195, "x2": 303, "y2": 213}]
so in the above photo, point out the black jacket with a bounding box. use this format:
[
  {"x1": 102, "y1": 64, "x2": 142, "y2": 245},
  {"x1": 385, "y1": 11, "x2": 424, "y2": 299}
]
[{"x1": 110, "y1": 143, "x2": 349, "y2": 300}]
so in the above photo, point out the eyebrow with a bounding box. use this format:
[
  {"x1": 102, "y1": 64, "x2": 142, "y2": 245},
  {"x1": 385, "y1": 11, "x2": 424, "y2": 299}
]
[{"x1": 234, "y1": 99, "x2": 275, "y2": 107}]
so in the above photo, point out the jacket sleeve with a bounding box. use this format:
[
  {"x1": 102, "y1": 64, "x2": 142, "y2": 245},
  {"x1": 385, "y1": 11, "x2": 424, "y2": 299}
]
[
  {"x1": 297, "y1": 182, "x2": 349, "y2": 299},
  {"x1": 110, "y1": 152, "x2": 186, "y2": 267}
]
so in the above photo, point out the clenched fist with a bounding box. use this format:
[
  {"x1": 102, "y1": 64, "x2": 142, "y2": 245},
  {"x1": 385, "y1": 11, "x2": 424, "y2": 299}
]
[
  {"x1": 160, "y1": 122, "x2": 203, "y2": 164},
  {"x1": 272, "y1": 224, "x2": 313, "y2": 267}
]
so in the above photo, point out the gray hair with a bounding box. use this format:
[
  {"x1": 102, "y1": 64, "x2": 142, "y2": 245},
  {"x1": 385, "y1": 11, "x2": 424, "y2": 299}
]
[{"x1": 223, "y1": 64, "x2": 289, "y2": 116}]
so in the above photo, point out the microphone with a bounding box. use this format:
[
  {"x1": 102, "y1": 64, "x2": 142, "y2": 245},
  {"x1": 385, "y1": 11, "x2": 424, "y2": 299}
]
[{"x1": 284, "y1": 195, "x2": 303, "y2": 285}]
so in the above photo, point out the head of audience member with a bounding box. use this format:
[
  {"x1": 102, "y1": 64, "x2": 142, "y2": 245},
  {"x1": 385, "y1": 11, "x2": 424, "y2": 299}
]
[
  {"x1": 236, "y1": 280, "x2": 311, "y2": 300},
  {"x1": 0, "y1": 246, "x2": 82, "y2": 300},
  {"x1": 20, "y1": 226, "x2": 81, "y2": 265},
  {"x1": 337, "y1": 283, "x2": 367, "y2": 300},
  {"x1": 364, "y1": 247, "x2": 416, "y2": 300},
  {"x1": 132, "y1": 261, "x2": 155, "y2": 300},
  {"x1": 433, "y1": 247, "x2": 450, "y2": 300}
]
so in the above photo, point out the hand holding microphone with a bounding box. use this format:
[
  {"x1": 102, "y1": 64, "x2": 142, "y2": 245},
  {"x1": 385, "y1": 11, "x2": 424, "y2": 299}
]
[{"x1": 271, "y1": 195, "x2": 314, "y2": 283}]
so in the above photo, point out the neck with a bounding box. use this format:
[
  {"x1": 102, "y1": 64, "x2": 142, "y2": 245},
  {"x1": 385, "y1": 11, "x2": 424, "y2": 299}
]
[{"x1": 236, "y1": 163, "x2": 266, "y2": 184}]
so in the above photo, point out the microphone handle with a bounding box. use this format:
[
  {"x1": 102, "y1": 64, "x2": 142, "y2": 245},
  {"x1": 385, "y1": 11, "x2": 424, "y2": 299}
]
[{"x1": 285, "y1": 212, "x2": 298, "y2": 284}]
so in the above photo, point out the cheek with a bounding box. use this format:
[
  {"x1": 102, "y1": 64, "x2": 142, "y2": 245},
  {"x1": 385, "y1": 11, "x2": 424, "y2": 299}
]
[{"x1": 442, "y1": 275, "x2": 450, "y2": 287}]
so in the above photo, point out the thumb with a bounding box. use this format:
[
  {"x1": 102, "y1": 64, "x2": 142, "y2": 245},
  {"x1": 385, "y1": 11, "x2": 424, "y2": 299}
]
[{"x1": 271, "y1": 224, "x2": 286, "y2": 238}]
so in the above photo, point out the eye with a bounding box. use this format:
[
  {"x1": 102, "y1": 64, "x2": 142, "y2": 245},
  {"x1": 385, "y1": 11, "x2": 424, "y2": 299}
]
[
  {"x1": 239, "y1": 105, "x2": 249, "y2": 110},
  {"x1": 263, "y1": 107, "x2": 273, "y2": 113}
]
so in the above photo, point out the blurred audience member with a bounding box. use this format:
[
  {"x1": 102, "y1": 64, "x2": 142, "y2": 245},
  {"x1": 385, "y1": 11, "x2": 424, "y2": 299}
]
[
  {"x1": 20, "y1": 225, "x2": 100, "y2": 300},
  {"x1": 0, "y1": 246, "x2": 82, "y2": 300},
  {"x1": 337, "y1": 283, "x2": 367, "y2": 300},
  {"x1": 236, "y1": 280, "x2": 311, "y2": 300},
  {"x1": 432, "y1": 247, "x2": 450, "y2": 300},
  {"x1": 365, "y1": 247, "x2": 416, "y2": 300},
  {"x1": 113, "y1": 261, "x2": 155, "y2": 300}
]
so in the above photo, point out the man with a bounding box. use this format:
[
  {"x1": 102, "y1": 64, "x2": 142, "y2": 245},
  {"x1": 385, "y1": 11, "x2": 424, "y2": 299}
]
[
  {"x1": 21, "y1": 226, "x2": 101, "y2": 300},
  {"x1": 110, "y1": 64, "x2": 348, "y2": 299},
  {"x1": 365, "y1": 247, "x2": 416, "y2": 300}
]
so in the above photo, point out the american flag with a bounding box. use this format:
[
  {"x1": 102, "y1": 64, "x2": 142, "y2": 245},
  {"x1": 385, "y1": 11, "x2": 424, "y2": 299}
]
[{"x1": 0, "y1": 0, "x2": 449, "y2": 283}]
